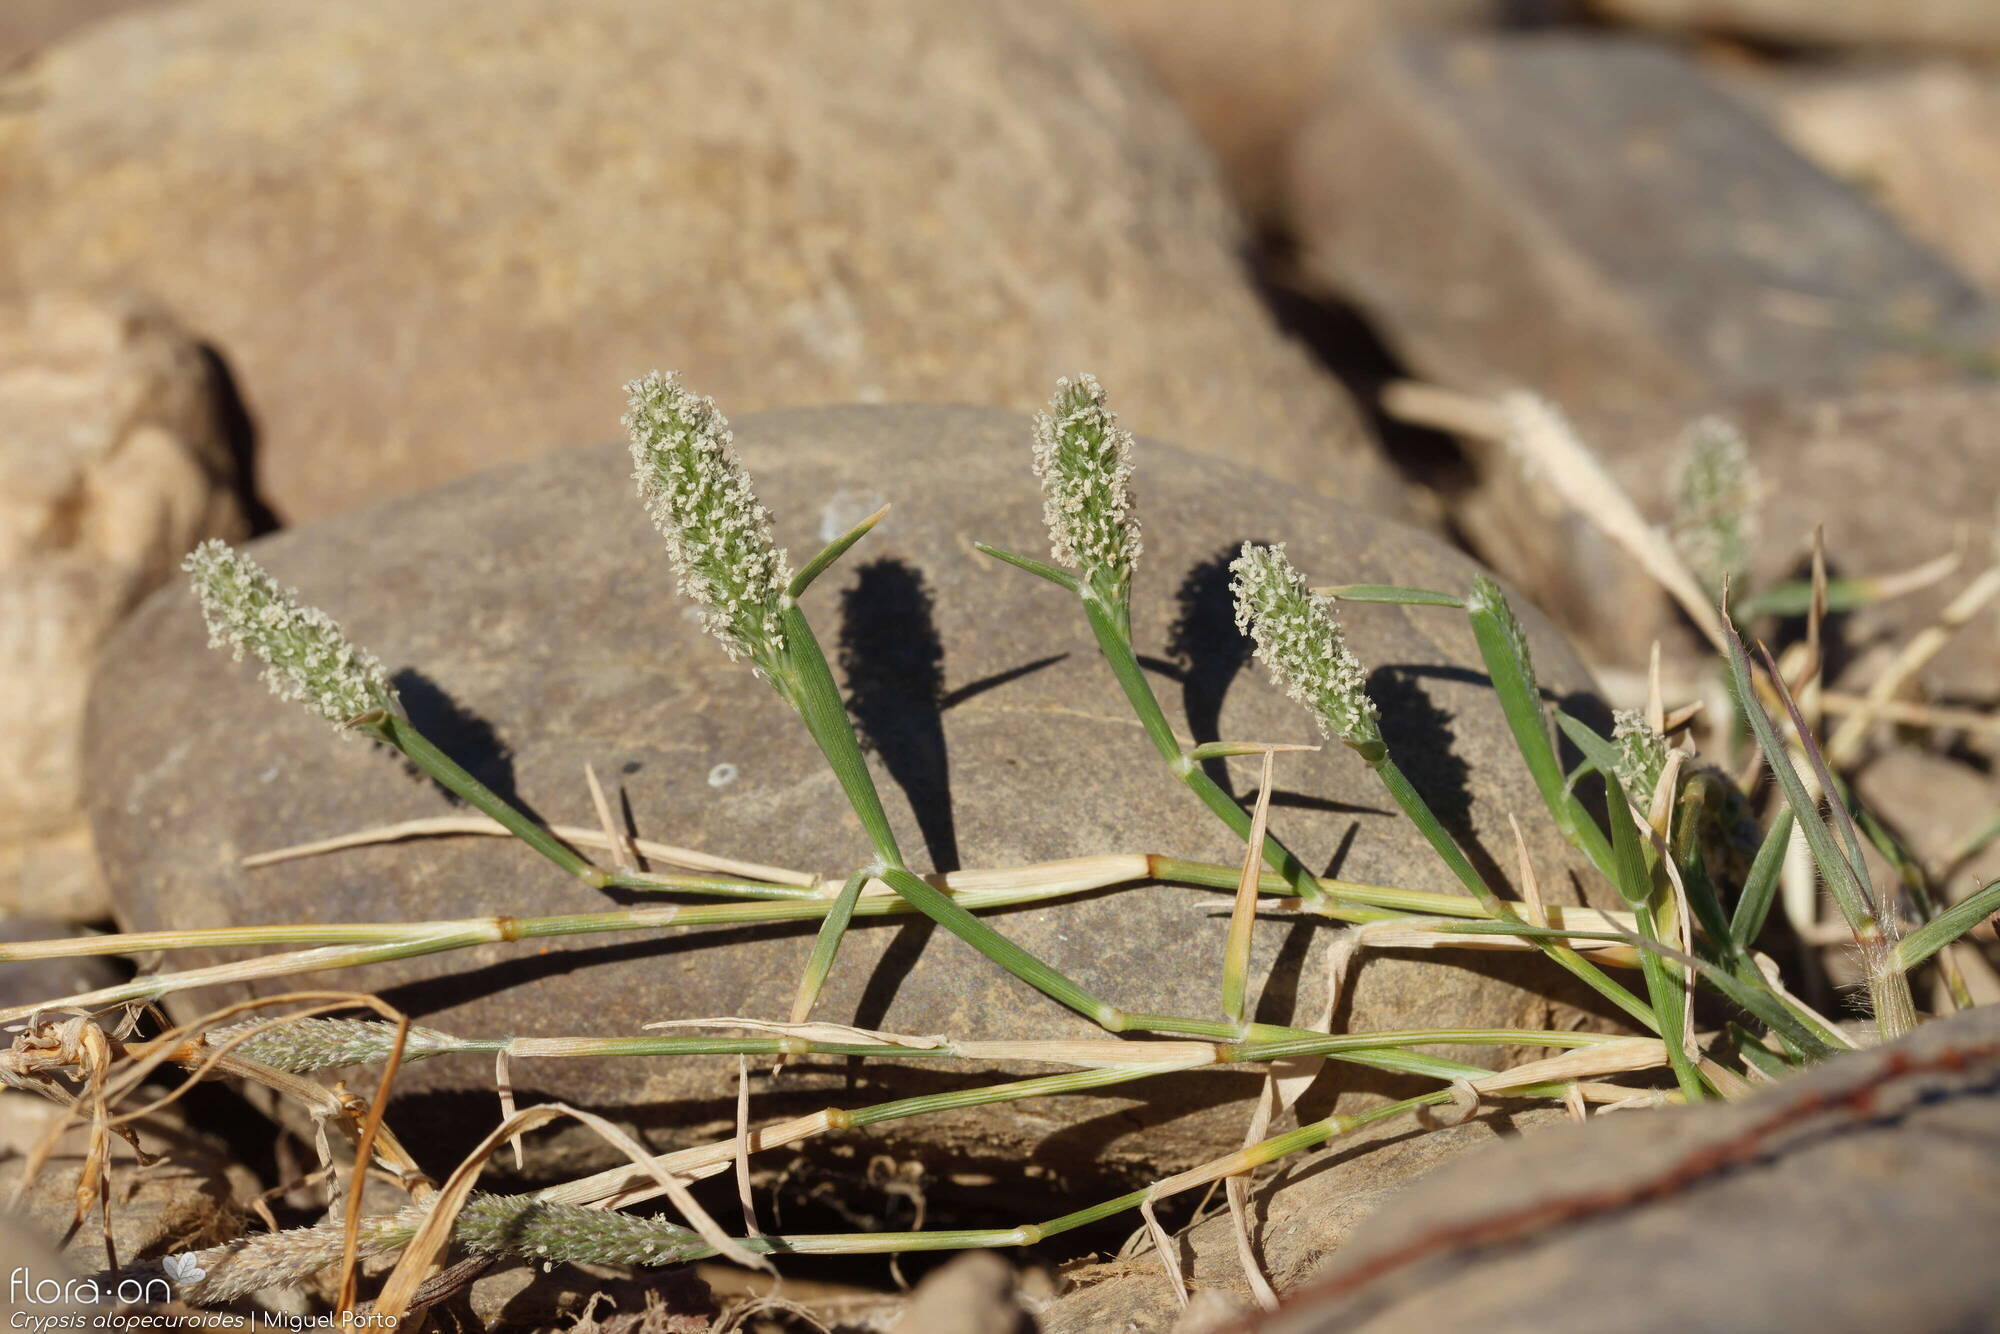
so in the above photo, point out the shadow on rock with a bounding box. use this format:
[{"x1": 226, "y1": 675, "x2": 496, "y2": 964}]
[{"x1": 839, "y1": 558, "x2": 957, "y2": 874}]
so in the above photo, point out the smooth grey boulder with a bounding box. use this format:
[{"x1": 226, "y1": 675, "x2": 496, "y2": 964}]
[{"x1": 85, "y1": 404, "x2": 1612, "y2": 1183}]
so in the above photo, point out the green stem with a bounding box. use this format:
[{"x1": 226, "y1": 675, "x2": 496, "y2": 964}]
[
  {"x1": 1634, "y1": 900, "x2": 1708, "y2": 1102},
  {"x1": 364, "y1": 714, "x2": 601, "y2": 885},
  {"x1": 601, "y1": 871, "x2": 827, "y2": 901},
  {"x1": 876, "y1": 867, "x2": 1122, "y2": 1029},
  {"x1": 775, "y1": 604, "x2": 903, "y2": 867},
  {"x1": 1463, "y1": 587, "x2": 1615, "y2": 879},
  {"x1": 1319, "y1": 585, "x2": 1464, "y2": 608},
  {"x1": 0, "y1": 883, "x2": 1100, "y2": 1025},
  {"x1": 1149, "y1": 856, "x2": 1475, "y2": 919},
  {"x1": 789, "y1": 869, "x2": 872, "y2": 1024},
  {"x1": 1079, "y1": 594, "x2": 1325, "y2": 903},
  {"x1": 1371, "y1": 753, "x2": 1658, "y2": 1033}
]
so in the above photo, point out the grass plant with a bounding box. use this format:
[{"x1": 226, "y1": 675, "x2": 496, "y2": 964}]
[{"x1": 3, "y1": 373, "x2": 1994, "y2": 1321}]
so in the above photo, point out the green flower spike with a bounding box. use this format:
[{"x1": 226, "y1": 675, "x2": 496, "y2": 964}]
[
  {"x1": 1612, "y1": 709, "x2": 1671, "y2": 802},
  {"x1": 624, "y1": 370, "x2": 794, "y2": 677},
  {"x1": 1235, "y1": 542, "x2": 1658, "y2": 1035},
  {"x1": 1672, "y1": 416, "x2": 1759, "y2": 597},
  {"x1": 184, "y1": 540, "x2": 602, "y2": 885},
  {"x1": 182, "y1": 538, "x2": 395, "y2": 729},
  {"x1": 1228, "y1": 542, "x2": 1381, "y2": 755},
  {"x1": 1032, "y1": 373, "x2": 1140, "y2": 606},
  {"x1": 980, "y1": 382, "x2": 1340, "y2": 910}
]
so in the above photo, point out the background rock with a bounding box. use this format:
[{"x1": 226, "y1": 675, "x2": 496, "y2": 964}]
[
  {"x1": 1585, "y1": 384, "x2": 2000, "y2": 704},
  {"x1": 1589, "y1": 0, "x2": 2000, "y2": 55},
  {"x1": 0, "y1": 0, "x2": 159, "y2": 68},
  {"x1": 1072, "y1": 0, "x2": 1489, "y2": 223},
  {"x1": 1285, "y1": 32, "x2": 1994, "y2": 410},
  {"x1": 0, "y1": 291, "x2": 246, "y2": 922},
  {"x1": 1732, "y1": 61, "x2": 2000, "y2": 300},
  {"x1": 887, "y1": 1251, "x2": 1031, "y2": 1334},
  {"x1": 1394, "y1": 381, "x2": 1998, "y2": 723},
  {"x1": 87, "y1": 404, "x2": 1613, "y2": 1185},
  {"x1": 1854, "y1": 748, "x2": 2000, "y2": 895},
  {"x1": 0, "y1": 919, "x2": 123, "y2": 1013},
  {"x1": 1273, "y1": 1002, "x2": 2000, "y2": 1332},
  {"x1": 0, "y1": 0, "x2": 1400, "y2": 526}
]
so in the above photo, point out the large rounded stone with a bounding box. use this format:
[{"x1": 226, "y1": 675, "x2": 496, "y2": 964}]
[
  {"x1": 0, "y1": 0, "x2": 1397, "y2": 525},
  {"x1": 85, "y1": 404, "x2": 1610, "y2": 1183}
]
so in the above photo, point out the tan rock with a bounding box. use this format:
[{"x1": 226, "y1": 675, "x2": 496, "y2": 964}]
[
  {"x1": 0, "y1": 0, "x2": 163, "y2": 68},
  {"x1": 888, "y1": 1251, "x2": 1029, "y2": 1334},
  {"x1": 1738, "y1": 61, "x2": 2000, "y2": 299},
  {"x1": 1595, "y1": 0, "x2": 2000, "y2": 55},
  {"x1": 1072, "y1": 0, "x2": 1488, "y2": 221},
  {"x1": 0, "y1": 293, "x2": 245, "y2": 921},
  {"x1": 0, "y1": 0, "x2": 1398, "y2": 526}
]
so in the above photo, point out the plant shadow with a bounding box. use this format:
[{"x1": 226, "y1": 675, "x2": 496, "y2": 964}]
[
  {"x1": 838, "y1": 557, "x2": 957, "y2": 874},
  {"x1": 389, "y1": 667, "x2": 555, "y2": 825}
]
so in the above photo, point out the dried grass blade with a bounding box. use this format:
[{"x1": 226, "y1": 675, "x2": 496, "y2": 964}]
[
  {"x1": 1139, "y1": 1190, "x2": 1187, "y2": 1309},
  {"x1": 244, "y1": 815, "x2": 815, "y2": 887}
]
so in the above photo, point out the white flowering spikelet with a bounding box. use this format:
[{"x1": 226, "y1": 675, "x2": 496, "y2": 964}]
[
  {"x1": 182, "y1": 539, "x2": 394, "y2": 728},
  {"x1": 1612, "y1": 709, "x2": 1670, "y2": 799},
  {"x1": 1032, "y1": 375, "x2": 1141, "y2": 595},
  {"x1": 208, "y1": 1017, "x2": 455, "y2": 1071},
  {"x1": 1230, "y1": 542, "x2": 1380, "y2": 747},
  {"x1": 624, "y1": 372, "x2": 793, "y2": 669},
  {"x1": 1672, "y1": 416, "x2": 1760, "y2": 595}
]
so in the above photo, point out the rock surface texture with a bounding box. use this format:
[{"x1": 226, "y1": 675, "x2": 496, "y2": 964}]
[
  {"x1": 1271, "y1": 1003, "x2": 2000, "y2": 1332},
  {"x1": 0, "y1": 0, "x2": 1398, "y2": 524},
  {"x1": 0, "y1": 0, "x2": 159, "y2": 67},
  {"x1": 1593, "y1": 0, "x2": 2000, "y2": 54},
  {"x1": 0, "y1": 292, "x2": 245, "y2": 920},
  {"x1": 1072, "y1": 0, "x2": 1486, "y2": 222},
  {"x1": 1286, "y1": 32, "x2": 1993, "y2": 409},
  {"x1": 88, "y1": 404, "x2": 1612, "y2": 1182},
  {"x1": 1737, "y1": 61, "x2": 2000, "y2": 299}
]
